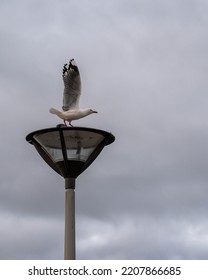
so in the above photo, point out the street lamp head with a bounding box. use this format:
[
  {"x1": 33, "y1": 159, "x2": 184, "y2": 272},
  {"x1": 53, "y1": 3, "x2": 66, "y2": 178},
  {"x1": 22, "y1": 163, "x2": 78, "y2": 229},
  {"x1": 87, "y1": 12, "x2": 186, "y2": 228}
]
[{"x1": 26, "y1": 126, "x2": 115, "y2": 179}]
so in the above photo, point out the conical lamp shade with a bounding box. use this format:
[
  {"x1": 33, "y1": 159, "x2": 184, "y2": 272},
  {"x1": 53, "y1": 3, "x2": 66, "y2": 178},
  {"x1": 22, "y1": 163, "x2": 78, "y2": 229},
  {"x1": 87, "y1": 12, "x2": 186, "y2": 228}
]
[{"x1": 26, "y1": 126, "x2": 115, "y2": 178}]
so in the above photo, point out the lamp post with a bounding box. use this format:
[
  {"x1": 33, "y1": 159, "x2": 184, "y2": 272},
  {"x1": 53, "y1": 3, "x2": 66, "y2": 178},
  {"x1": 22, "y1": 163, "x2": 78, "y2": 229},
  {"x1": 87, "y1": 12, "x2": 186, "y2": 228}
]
[{"x1": 26, "y1": 125, "x2": 115, "y2": 260}]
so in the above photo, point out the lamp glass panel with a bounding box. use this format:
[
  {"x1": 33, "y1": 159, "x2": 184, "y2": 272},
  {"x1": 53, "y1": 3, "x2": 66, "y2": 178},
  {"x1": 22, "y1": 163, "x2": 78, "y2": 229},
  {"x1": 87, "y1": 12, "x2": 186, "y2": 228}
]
[
  {"x1": 63, "y1": 130, "x2": 105, "y2": 162},
  {"x1": 34, "y1": 131, "x2": 63, "y2": 162},
  {"x1": 33, "y1": 130, "x2": 105, "y2": 163}
]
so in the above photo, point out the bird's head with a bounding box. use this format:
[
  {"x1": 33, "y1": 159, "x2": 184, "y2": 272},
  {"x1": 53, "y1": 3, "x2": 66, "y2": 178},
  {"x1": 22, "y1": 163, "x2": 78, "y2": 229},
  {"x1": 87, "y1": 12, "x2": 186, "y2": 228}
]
[
  {"x1": 80, "y1": 108, "x2": 98, "y2": 117},
  {"x1": 89, "y1": 109, "x2": 98, "y2": 114}
]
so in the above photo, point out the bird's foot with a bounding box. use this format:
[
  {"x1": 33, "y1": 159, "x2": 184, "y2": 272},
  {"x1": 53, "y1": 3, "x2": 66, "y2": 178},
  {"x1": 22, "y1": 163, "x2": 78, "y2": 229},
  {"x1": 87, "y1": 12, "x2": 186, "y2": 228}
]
[
  {"x1": 63, "y1": 120, "x2": 73, "y2": 127},
  {"x1": 68, "y1": 122, "x2": 74, "y2": 127}
]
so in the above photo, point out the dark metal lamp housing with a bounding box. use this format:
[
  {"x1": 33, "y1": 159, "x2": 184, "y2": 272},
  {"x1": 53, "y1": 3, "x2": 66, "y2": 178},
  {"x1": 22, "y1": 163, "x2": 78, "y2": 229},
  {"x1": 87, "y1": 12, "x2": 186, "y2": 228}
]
[{"x1": 26, "y1": 126, "x2": 115, "y2": 180}]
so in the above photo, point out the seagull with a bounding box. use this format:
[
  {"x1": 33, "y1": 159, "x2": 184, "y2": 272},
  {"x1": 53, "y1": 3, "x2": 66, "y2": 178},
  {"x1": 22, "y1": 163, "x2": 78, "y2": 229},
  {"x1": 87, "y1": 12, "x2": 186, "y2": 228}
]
[{"x1": 49, "y1": 59, "x2": 97, "y2": 126}]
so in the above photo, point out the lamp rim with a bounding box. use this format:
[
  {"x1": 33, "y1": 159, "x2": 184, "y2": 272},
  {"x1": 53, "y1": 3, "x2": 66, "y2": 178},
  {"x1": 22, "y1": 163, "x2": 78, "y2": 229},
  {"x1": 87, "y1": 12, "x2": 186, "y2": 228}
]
[{"x1": 26, "y1": 126, "x2": 115, "y2": 146}]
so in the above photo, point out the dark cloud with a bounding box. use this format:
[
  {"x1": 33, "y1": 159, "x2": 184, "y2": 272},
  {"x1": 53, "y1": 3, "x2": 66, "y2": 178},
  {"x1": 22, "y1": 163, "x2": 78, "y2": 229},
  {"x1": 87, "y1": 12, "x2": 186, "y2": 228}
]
[{"x1": 0, "y1": 0, "x2": 208, "y2": 259}]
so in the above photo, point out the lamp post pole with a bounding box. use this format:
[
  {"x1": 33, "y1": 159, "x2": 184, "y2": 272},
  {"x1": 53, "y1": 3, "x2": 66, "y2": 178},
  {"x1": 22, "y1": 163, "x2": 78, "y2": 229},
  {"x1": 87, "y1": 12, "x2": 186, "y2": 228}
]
[{"x1": 64, "y1": 178, "x2": 76, "y2": 260}]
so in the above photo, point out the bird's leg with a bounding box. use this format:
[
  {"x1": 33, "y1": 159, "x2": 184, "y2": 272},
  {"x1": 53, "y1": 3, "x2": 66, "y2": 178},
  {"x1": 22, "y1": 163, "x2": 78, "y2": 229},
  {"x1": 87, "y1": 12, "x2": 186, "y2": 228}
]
[
  {"x1": 64, "y1": 120, "x2": 67, "y2": 126},
  {"x1": 68, "y1": 121, "x2": 73, "y2": 127}
]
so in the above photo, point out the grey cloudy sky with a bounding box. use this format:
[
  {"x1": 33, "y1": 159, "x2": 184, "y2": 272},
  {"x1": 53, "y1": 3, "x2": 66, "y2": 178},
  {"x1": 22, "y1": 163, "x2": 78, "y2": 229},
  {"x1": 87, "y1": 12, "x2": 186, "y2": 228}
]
[{"x1": 1, "y1": 0, "x2": 208, "y2": 259}]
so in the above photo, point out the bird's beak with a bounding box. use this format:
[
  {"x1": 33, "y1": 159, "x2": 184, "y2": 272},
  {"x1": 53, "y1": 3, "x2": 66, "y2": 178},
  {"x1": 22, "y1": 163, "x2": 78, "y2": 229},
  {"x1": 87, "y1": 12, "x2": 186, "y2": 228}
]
[{"x1": 93, "y1": 110, "x2": 98, "y2": 113}]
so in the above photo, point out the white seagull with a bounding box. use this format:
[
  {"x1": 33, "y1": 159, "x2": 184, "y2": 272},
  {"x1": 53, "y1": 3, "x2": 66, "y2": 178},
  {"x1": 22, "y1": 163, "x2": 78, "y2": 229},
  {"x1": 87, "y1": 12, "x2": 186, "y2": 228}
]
[{"x1": 49, "y1": 59, "x2": 97, "y2": 126}]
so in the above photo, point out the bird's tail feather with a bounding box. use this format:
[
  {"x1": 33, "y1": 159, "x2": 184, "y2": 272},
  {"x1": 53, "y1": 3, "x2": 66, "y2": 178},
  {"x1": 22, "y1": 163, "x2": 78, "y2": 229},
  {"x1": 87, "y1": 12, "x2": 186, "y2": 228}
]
[{"x1": 49, "y1": 108, "x2": 61, "y2": 116}]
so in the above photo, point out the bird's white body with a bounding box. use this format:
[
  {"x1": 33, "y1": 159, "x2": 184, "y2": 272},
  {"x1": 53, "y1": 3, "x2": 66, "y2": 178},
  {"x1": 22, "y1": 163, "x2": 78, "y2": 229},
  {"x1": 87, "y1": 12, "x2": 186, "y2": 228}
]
[
  {"x1": 49, "y1": 108, "x2": 97, "y2": 124},
  {"x1": 49, "y1": 59, "x2": 97, "y2": 126}
]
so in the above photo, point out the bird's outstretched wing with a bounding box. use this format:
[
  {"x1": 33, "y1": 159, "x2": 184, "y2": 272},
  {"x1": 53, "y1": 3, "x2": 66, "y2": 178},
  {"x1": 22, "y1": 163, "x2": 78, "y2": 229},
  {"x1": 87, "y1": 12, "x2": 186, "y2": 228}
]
[{"x1": 62, "y1": 59, "x2": 81, "y2": 111}]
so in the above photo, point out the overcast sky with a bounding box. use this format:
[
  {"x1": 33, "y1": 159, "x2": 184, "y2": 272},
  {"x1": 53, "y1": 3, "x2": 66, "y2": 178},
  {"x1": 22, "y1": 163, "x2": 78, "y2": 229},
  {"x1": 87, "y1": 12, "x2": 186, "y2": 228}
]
[{"x1": 1, "y1": 0, "x2": 208, "y2": 260}]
